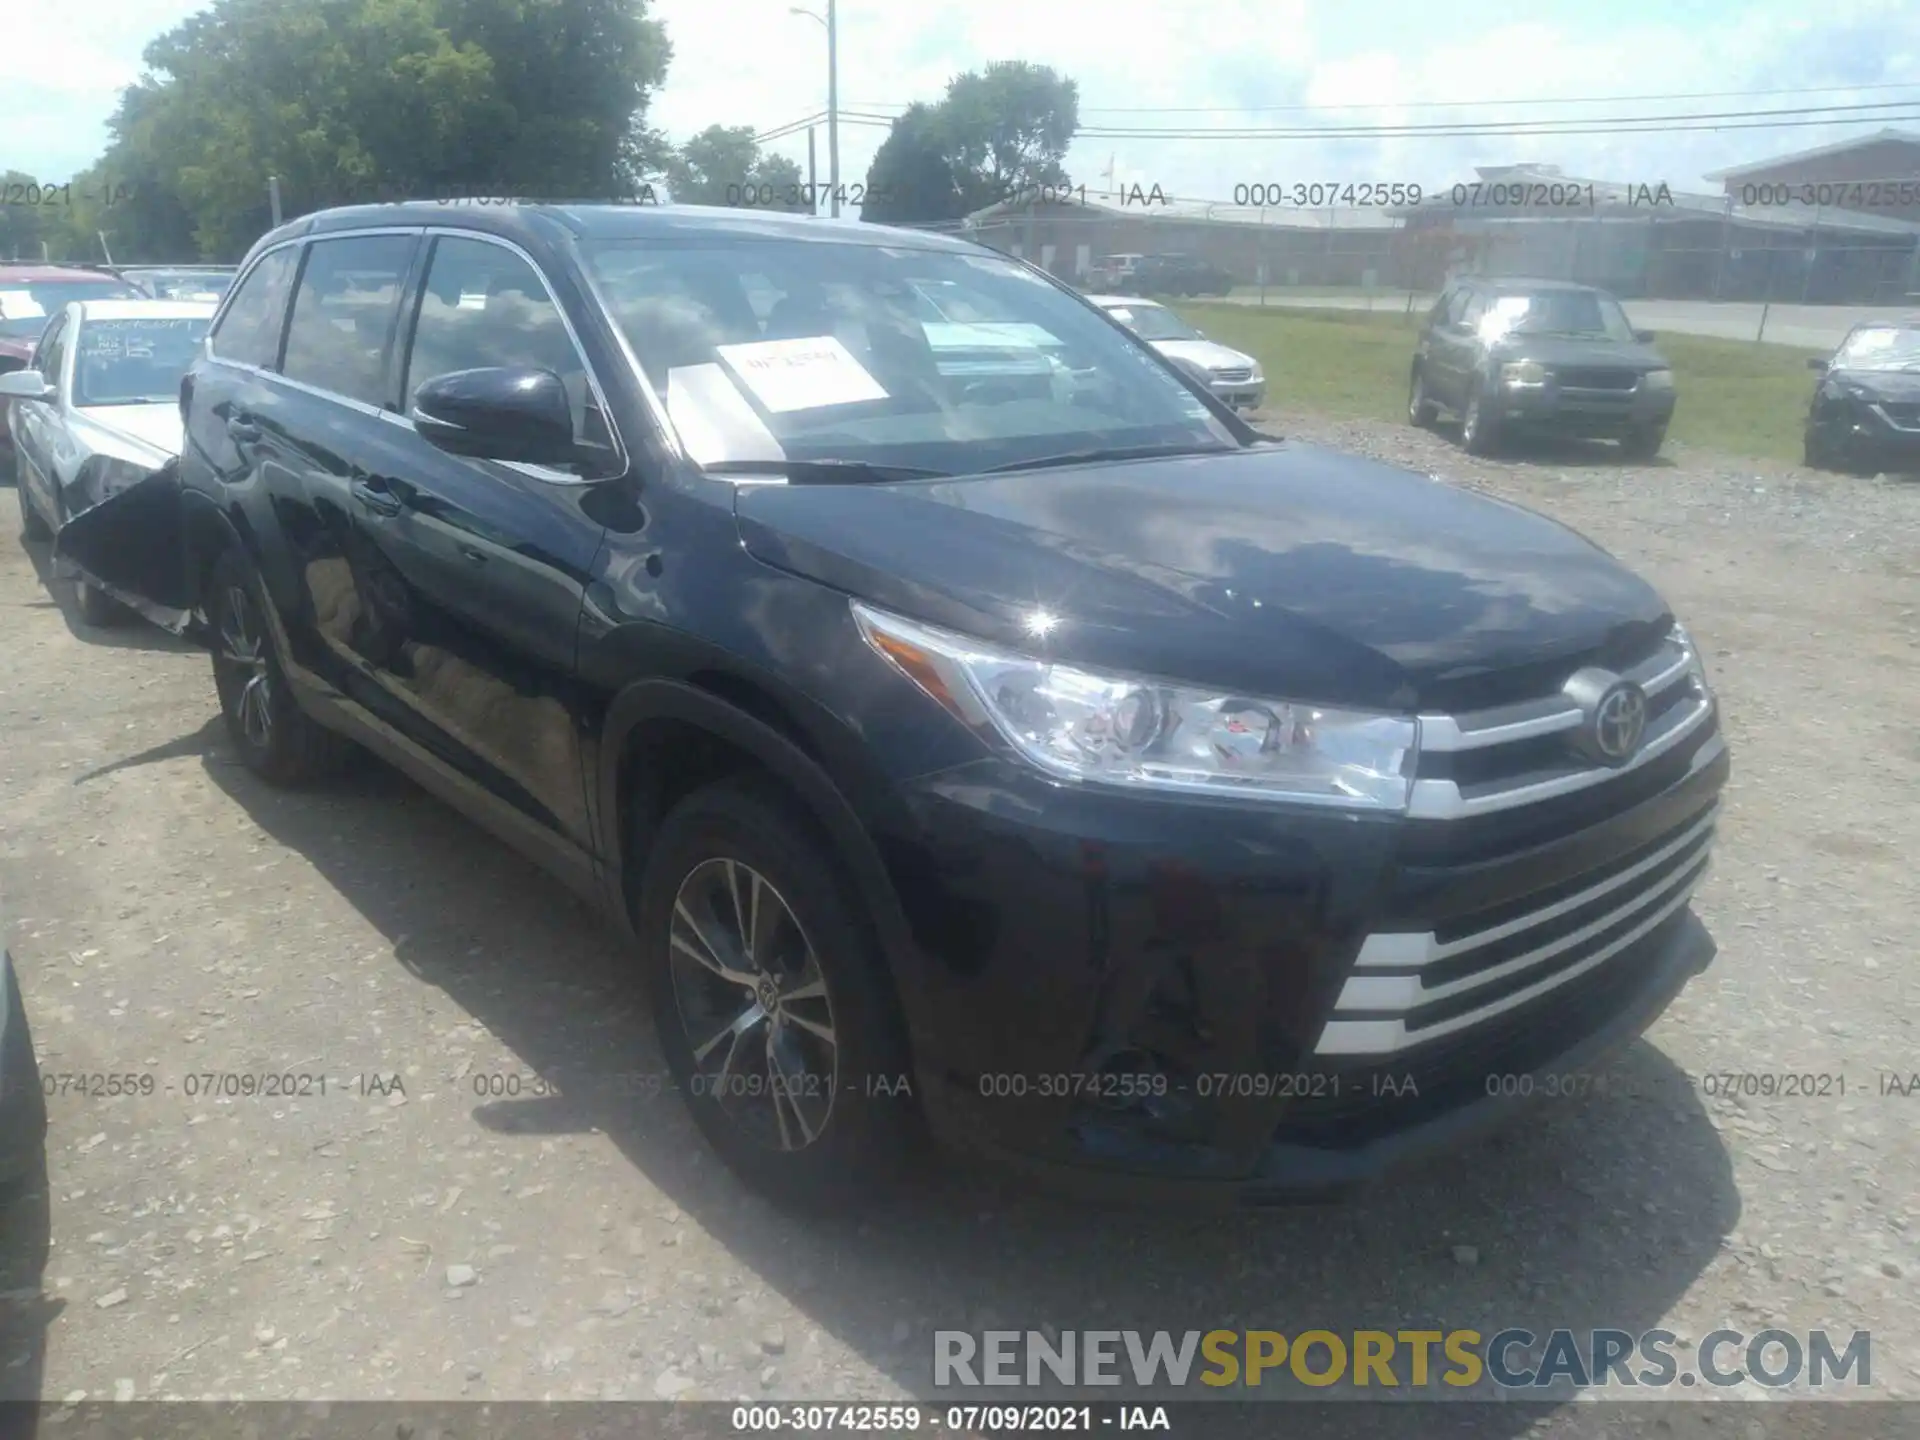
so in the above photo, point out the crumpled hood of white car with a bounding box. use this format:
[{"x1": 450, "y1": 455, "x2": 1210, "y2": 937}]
[{"x1": 71, "y1": 403, "x2": 184, "y2": 467}]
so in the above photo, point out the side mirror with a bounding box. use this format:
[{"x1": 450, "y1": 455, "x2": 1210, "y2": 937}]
[
  {"x1": 410, "y1": 366, "x2": 578, "y2": 466},
  {"x1": 1807, "y1": 357, "x2": 1829, "y2": 372},
  {"x1": 0, "y1": 368, "x2": 55, "y2": 401},
  {"x1": 1632, "y1": 329, "x2": 1656, "y2": 343}
]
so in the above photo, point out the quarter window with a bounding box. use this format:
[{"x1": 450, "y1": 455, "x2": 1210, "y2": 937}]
[
  {"x1": 209, "y1": 246, "x2": 299, "y2": 369},
  {"x1": 281, "y1": 235, "x2": 417, "y2": 406},
  {"x1": 1445, "y1": 287, "x2": 1475, "y2": 327},
  {"x1": 403, "y1": 234, "x2": 609, "y2": 450}
]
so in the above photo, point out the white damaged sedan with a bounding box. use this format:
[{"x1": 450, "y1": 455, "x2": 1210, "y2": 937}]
[{"x1": 3, "y1": 298, "x2": 215, "y2": 625}]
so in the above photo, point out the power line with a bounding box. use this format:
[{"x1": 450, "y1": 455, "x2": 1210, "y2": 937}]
[{"x1": 844, "y1": 79, "x2": 1920, "y2": 116}]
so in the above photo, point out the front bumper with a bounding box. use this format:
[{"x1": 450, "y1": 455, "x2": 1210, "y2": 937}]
[
  {"x1": 1832, "y1": 402, "x2": 1920, "y2": 470},
  {"x1": 1208, "y1": 380, "x2": 1266, "y2": 410},
  {"x1": 1491, "y1": 382, "x2": 1674, "y2": 435},
  {"x1": 883, "y1": 725, "x2": 1727, "y2": 1204}
]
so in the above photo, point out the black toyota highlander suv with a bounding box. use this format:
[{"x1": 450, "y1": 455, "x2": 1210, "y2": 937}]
[{"x1": 59, "y1": 203, "x2": 1728, "y2": 1208}]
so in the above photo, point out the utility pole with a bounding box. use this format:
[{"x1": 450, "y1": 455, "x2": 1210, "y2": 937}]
[
  {"x1": 269, "y1": 175, "x2": 283, "y2": 227},
  {"x1": 808, "y1": 127, "x2": 818, "y2": 216},
  {"x1": 826, "y1": 0, "x2": 840, "y2": 217}
]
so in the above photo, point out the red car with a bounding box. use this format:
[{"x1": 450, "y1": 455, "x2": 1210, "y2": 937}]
[{"x1": 0, "y1": 265, "x2": 144, "y2": 474}]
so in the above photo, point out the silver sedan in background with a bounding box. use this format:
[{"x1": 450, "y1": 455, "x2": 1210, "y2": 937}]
[
  {"x1": 1086, "y1": 294, "x2": 1266, "y2": 410},
  {"x1": 2, "y1": 298, "x2": 214, "y2": 625}
]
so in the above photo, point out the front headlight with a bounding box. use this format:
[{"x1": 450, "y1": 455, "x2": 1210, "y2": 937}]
[
  {"x1": 1641, "y1": 368, "x2": 1675, "y2": 391},
  {"x1": 1499, "y1": 360, "x2": 1549, "y2": 387},
  {"x1": 853, "y1": 602, "x2": 1416, "y2": 810},
  {"x1": 1246, "y1": 361, "x2": 1265, "y2": 383}
]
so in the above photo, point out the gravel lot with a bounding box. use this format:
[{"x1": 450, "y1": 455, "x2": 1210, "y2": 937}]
[{"x1": 0, "y1": 410, "x2": 1916, "y2": 1432}]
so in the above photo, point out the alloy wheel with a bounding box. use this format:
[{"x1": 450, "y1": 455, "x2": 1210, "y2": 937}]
[
  {"x1": 215, "y1": 584, "x2": 273, "y2": 750},
  {"x1": 667, "y1": 857, "x2": 838, "y2": 1152},
  {"x1": 1409, "y1": 374, "x2": 1428, "y2": 423},
  {"x1": 1462, "y1": 392, "x2": 1480, "y2": 442}
]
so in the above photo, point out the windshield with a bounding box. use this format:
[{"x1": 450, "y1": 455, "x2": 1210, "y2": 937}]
[
  {"x1": 0, "y1": 279, "x2": 143, "y2": 339},
  {"x1": 1483, "y1": 289, "x2": 1636, "y2": 343},
  {"x1": 1103, "y1": 303, "x2": 1201, "y2": 343},
  {"x1": 1832, "y1": 326, "x2": 1920, "y2": 371},
  {"x1": 584, "y1": 238, "x2": 1234, "y2": 476},
  {"x1": 73, "y1": 316, "x2": 211, "y2": 406}
]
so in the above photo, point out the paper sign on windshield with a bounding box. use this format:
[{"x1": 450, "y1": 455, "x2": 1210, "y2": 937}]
[
  {"x1": 0, "y1": 291, "x2": 45, "y2": 318},
  {"x1": 716, "y1": 335, "x2": 888, "y2": 412}
]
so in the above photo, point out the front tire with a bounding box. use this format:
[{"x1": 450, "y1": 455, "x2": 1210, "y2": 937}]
[
  {"x1": 15, "y1": 464, "x2": 51, "y2": 544},
  {"x1": 207, "y1": 548, "x2": 352, "y2": 785},
  {"x1": 73, "y1": 577, "x2": 129, "y2": 628},
  {"x1": 1621, "y1": 422, "x2": 1667, "y2": 462},
  {"x1": 1460, "y1": 383, "x2": 1501, "y2": 456},
  {"x1": 1408, "y1": 368, "x2": 1439, "y2": 428},
  {"x1": 636, "y1": 777, "x2": 915, "y2": 1210}
]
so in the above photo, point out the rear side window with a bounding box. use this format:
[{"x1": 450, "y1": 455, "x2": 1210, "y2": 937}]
[
  {"x1": 281, "y1": 235, "x2": 417, "y2": 407},
  {"x1": 210, "y1": 248, "x2": 299, "y2": 369},
  {"x1": 403, "y1": 234, "x2": 608, "y2": 448},
  {"x1": 1445, "y1": 287, "x2": 1474, "y2": 327}
]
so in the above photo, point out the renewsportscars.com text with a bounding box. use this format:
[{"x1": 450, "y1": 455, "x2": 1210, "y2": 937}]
[{"x1": 934, "y1": 1328, "x2": 1872, "y2": 1393}]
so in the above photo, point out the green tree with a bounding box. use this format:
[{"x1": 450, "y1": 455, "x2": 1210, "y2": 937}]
[
  {"x1": 859, "y1": 63, "x2": 1078, "y2": 225},
  {"x1": 0, "y1": 172, "x2": 52, "y2": 261},
  {"x1": 663, "y1": 125, "x2": 807, "y2": 210},
  {"x1": 859, "y1": 104, "x2": 963, "y2": 224},
  {"x1": 75, "y1": 0, "x2": 672, "y2": 259}
]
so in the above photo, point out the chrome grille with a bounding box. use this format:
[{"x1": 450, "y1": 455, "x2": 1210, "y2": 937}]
[
  {"x1": 1409, "y1": 632, "x2": 1716, "y2": 819},
  {"x1": 1878, "y1": 400, "x2": 1920, "y2": 429},
  {"x1": 1309, "y1": 626, "x2": 1724, "y2": 1059},
  {"x1": 1315, "y1": 804, "x2": 1717, "y2": 1057},
  {"x1": 1557, "y1": 367, "x2": 1639, "y2": 391},
  {"x1": 1211, "y1": 367, "x2": 1254, "y2": 383}
]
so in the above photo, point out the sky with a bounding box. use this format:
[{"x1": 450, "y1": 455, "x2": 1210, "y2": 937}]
[{"x1": 5, "y1": 0, "x2": 1919, "y2": 204}]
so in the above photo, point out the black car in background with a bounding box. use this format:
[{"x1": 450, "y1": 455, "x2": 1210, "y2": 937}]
[
  {"x1": 1409, "y1": 278, "x2": 1677, "y2": 459},
  {"x1": 1803, "y1": 319, "x2": 1920, "y2": 474},
  {"x1": 60, "y1": 203, "x2": 1726, "y2": 1209}
]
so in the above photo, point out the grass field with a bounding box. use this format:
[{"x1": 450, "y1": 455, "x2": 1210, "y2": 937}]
[{"x1": 1172, "y1": 302, "x2": 1821, "y2": 464}]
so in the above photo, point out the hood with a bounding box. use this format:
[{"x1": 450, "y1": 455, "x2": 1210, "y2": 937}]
[
  {"x1": 1829, "y1": 366, "x2": 1920, "y2": 400},
  {"x1": 1489, "y1": 335, "x2": 1666, "y2": 371},
  {"x1": 734, "y1": 444, "x2": 1668, "y2": 711},
  {"x1": 0, "y1": 335, "x2": 34, "y2": 361},
  {"x1": 1149, "y1": 338, "x2": 1258, "y2": 374},
  {"x1": 71, "y1": 403, "x2": 183, "y2": 465}
]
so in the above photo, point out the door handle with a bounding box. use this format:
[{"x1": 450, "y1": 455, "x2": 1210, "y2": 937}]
[
  {"x1": 350, "y1": 476, "x2": 404, "y2": 516},
  {"x1": 455, "y1": 543, "x2": 488, "y2": 565},
  {"x1": 226, "y1": 417, "x2": 262, "y2": 445}
]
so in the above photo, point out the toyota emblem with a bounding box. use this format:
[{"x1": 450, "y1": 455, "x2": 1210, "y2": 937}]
[
  {"x1": 1560, "y1": 667, "x2": 1650, "y2": 767},
  {"x1": 1591, "y1": 682, "x2": 1648, "y2": 762}
]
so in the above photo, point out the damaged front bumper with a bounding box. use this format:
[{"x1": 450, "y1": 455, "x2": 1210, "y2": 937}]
[{"x1": 52, "y1": 456, "x2": 203, "y2": 636}]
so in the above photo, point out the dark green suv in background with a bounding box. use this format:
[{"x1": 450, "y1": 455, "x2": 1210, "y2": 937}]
[{"x1": 1408, "y1": 278, "x2": 1676, "y2": 460}]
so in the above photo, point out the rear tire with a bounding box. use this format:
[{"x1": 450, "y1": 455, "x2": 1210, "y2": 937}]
[
  {"x1": 206, "y1": 547, "x2": 353, "y2": 785},
  {"x1": 636, "y1": 776, "x2": 916, "y2": 1211}
]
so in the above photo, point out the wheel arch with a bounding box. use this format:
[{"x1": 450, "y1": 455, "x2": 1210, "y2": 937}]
[{"x1": 599, "y1": 677, "x2": 929, "y2": 1041}]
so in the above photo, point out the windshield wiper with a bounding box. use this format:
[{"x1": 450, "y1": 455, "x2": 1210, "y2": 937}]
[
  {"x1": 700, "y1": 458, "x2": 952, "y2": 484},
  {"x1": 977, "y1": 442, "x2": 1239, "y2": 475}
]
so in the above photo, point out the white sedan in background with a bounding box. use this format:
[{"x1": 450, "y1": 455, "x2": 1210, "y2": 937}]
[
  {"x1": 3, "y1": 298, "x2": 214, "y2": 625},
  {"x1": 1085, "y1": 294, "x2": 1266, "y2": 410}
]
